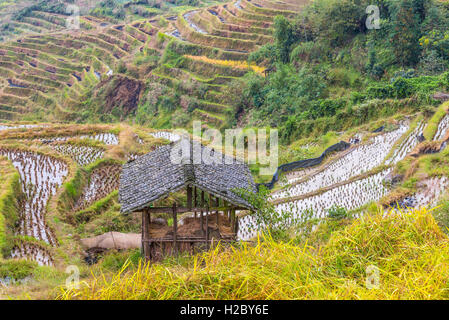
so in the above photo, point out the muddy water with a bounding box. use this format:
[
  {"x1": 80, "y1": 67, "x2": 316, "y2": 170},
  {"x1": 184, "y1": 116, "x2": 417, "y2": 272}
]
[
  {"x1": 208, "y1": 9, "x2": 226, "y2": 23},
  {"x1": 385, "y1": 121, "x2": 425, "y2": 165},
  {"x1": 0, "y1": 124, "x2": 45, "y2": 131},
  {"x1": 36, "y1": 132, "x2": 119, "y2": 145},
  {"x1": 74, "y1": 165, "x2": 121, "y2": 212},
  {"x1": 52, "y1": 144, "x2": 104, "y2": 167},
  {"x1": 184, "y1": 11, "x2": 208, "y2": 34},
  {"x1": 414, "y1": 176, "x2": 449, "y2": 208},
  {"x1": 0, "y1": 149, "x2": 68, "y2": 265},
  {"x1": 434, "y1": 114, "x2": 449, "y2": 141},
  {"x1": 150, "y1": 131, "x2": 181, "y2": 142},
  {"x1": 235, "y1": 0, "x2": 242, "y2": 9}
]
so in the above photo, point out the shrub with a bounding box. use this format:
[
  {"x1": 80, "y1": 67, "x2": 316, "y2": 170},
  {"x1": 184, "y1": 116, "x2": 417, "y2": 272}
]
[
  {"x1": 367, "y1": 83, "x2": 394, "y2": 99},
  {"x1": 310, "y1": 98, "x2": 347, "y2": 119},
  {"x1": 392, "y1": 77, "x2": 414, "y2": 98},
  {"x1": 327, "y1": 205, "x2": 351, "y2": 220},
  {"x1": 0, "y1": 259, "x2": 37, "y2": 280},
  {"x1": 290, "y1": 41, "x2": 330, "y2": 64},
  {"x1": 97, "y1": 249, "x2": 141, "y2": 272},
  {"x1": 248, "y1": 43, "x2": 277, "y2": 66}
]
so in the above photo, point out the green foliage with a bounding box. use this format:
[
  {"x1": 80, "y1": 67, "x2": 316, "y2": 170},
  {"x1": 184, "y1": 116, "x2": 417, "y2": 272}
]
[
  {"x1": 310, "y1": 0, "x2": 366, "y2": 47},
  {"x1": 273, "y1": 16, "x2": 295, "y2": 64},
  {"x1": 0, "y1": 259, "x2": 37, "y2": 280},
  {"x1": 432, "y1": 198, "x2": 449, "y2": 234},
  {"x1": 171, "y1": 109, "x2": 190, "y2": 127},
  {"x1": 0, "y1": 168, "x2": 21, "y2": 258},
  {"x1": 91, "y1": 0, "x2": 126, "y2": 20},
  {"x1": 423, "y1": 102, "x2": 448, "y2": 140},
  {"x1": 117, "y1": 62, "x2": 127, "y2": 74},
  {"x1": 290, "y1": 41, "x2": 330, "y2": 64},
  {"x1": 248, "y1": 64, "x2": 328, "y2": 126},
  {"x1": 74, "y1": 191, "x2": 118, "y2": 224},
  {"x1": 418, "y1": 50, "x2": 447, "y2": 75},
  {"x1": 59, "y1": 168, "x2": 85, "y2": 217},
  {"x1": 388, "y1": 0, "x2": 424, "y2": 66},
  {"x1": 248, "y1": 43, "x2": 277, "y2": 66},
  {"x1": 327, "y1": 205, "x2": 351, "y2": 220},
  {"x1": 98, "y1": 249, "x2": 141, "y2": 272},
  {"x1": 310, "y1": 98, "x2": 347, "y2": 119}
]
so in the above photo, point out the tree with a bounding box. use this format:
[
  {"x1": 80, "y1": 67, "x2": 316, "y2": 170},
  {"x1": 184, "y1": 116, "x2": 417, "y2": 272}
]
[
  {"x1": 274, "y1": 15, "x2": 294, "y2": 64},
  {"x1": 388, "y1": 0, "x2": 425, "y2": 66}
]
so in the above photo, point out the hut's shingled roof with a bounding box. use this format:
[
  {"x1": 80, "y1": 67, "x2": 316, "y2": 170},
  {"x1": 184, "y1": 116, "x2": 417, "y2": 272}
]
[{"x1": 119, "y1": 140, "x2": 256, "y2": 213}]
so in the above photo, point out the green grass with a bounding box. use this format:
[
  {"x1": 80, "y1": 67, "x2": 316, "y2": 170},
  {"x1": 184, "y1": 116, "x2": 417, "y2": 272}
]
[
  {"x1": 0, "y1": 157, "x2": 21, "y2": 258},
  {"x1": 0, "y1": 259, "x2": 37, "y2": 280},
  {"x1": 423, "y1": 102, "x2": 449, "y2": 140}
]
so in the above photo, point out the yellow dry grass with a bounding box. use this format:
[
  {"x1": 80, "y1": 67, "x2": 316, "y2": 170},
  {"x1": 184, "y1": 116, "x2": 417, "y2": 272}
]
[
  {"x1": 184, "y1": 55, "x2": 265, "y2": 75},
  {"x1": 58, "y1": 207, "x2": 449, "y2": 300}
]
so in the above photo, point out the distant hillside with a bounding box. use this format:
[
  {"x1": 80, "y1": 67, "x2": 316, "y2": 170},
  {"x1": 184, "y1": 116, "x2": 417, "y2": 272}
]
[{"x1": 0, "y1": 0, "x2": 305, "y2": 128}]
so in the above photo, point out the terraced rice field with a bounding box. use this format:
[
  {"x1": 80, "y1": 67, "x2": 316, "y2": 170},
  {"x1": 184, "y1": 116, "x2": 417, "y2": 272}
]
[
  {"x1": 1, "y1": 0, "x2": 449, "y2": 260},
  {"x1": 0, "y1": 11, "x2": 150, "y2": 120},
  {"x1": 52, "y1": 144, "x2": 104, "y2": 167},
  {"x1": 414, "y1": 176, "x2": 449, "y2": 208},
  {"x1": 385, "y1": 121, "x2": 425, "y2": 165},
  {"x1": 0, "y1": 0, "x2": 309, "y2": 126},
  {"x1": 272, "y1": 123, "x2": 409, "y2": 200},
  {"x1": 149, "y1": 131, "x2": 181, "y2": 142},
  {"x1": 74, "y1": 164, "x2": 121, "y2": 212},
  {"x1": 0, "y1": 148, "x2": 68, "y2": 265},
  {"x1": 0, "y1": 124, "x2": 178, "y2": 265},
  {"x1": 434, "y1": 114, "x2": 449, "y2": 141},
  {"x1": 237, "y1": 116, "x2": 449, "y2": 240},
  {"x1": 0, "y1": 116, "x2": 448, "y2": 259}
]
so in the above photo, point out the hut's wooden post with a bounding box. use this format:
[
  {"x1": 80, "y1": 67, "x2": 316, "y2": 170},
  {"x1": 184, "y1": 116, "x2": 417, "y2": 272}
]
[
  {"x1": 200, "y1": 190, "x2": 205, "y2": 234},
  {"x1": 194, "y1": 186, "x2": 197, "y2": 218},
  {"x1": 231, "y1": 209, "x2": 236, "y2": 234},
  {"x1": 142, "y1": 208, "x2": 150, "y2": 261},
  {"x1": 173, "y1": 203, "x2": 178, "y2": 256},
  {"x1": 208, "y1": 193, "x2": 213, "y2": 225},
  {"x1": 187, "y1": 185, "x2": 192, "y2": 210},
  {"x1": 224, "y1": 201, "x2": 230, "y2": 220},
  {"x1": 235, "y1": 216, "x2": 239, "y2": 235},
  {"x1": 215, "y1": 197, "x2": 220, "y2": 225},
  {"x1": 205, "y1": 205, "x2": 209, "y2": 250}
]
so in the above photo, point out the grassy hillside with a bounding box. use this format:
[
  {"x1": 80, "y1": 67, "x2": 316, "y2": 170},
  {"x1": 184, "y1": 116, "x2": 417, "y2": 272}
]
[{"x1": 2, "y1": 0, "x2": 449, "y2": 133}]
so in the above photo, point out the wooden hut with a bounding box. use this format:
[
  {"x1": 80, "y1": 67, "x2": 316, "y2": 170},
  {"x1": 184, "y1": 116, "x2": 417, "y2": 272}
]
[{"x1": 118, "y1": 139, "x2": 256, "y2": 261}]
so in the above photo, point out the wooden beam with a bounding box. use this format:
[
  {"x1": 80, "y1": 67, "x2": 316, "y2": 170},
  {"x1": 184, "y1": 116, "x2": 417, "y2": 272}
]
[
  {"x1": 145, "y1": 206, "x2": 248, "y2": 214},
  {"x1": 193, "y1": 186, "x2": 197, "y2": 218},
  {"x1": 231, "y1": 209, "x2": 236, "y2": 234},
  {"x1": 142, "y1": 209, "x2": 150, "y2": 261},
  {"x1": 205, "y1": 205, "x2": 209, "y2": 250},
  {"x1": 173, "y1": 203, "x2": 178, "y2": 256},
  {"x1": 201, "y1": 190, "x2": 205, "y2": 235},
  {"x1": 187, "y1": 185, "x2": 192, "y2": 210},
  {"x1": 200, "y1": 210, "x2": 204, "y2": 235},
  {"x1": 216, "y1": 196, "x2": 219, "y2": 225}
]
